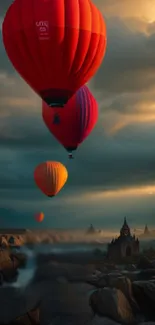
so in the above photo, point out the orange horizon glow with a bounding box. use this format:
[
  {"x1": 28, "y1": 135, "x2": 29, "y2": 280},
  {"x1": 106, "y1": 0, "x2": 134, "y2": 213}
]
[
  {"x1": 88, "y1": 185, "x2": 155, "y2": 199},
  {"x1": 61, "y1": 184, "x2": 155, "y2": 207}
]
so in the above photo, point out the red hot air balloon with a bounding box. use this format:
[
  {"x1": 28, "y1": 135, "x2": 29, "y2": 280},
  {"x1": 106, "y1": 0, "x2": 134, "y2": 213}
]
[
  {"x1": 42, "y1": 85, "x2": 98, "y2": 158},
  {"x1": 35, "y1": 212, "x2": 44, "y2": 223},
  {"x1": 2, "y1": 0, "x2": 107, "y2": 107}
]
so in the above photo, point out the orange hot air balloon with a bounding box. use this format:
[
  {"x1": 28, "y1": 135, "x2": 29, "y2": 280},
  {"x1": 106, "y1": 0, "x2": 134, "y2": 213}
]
[
  {"x1": 34, "y1": 161, "x2": 68, "y2": 197},
  {"x1": 35, "y1": 212, "x2": 44, "y2": 222},
  {"x1": 2, "y1": 0, "x2": 107, "y2": 107}
]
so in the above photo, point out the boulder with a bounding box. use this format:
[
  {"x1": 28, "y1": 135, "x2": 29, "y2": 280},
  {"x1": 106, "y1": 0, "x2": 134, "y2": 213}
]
[
  {"x1": 137, "y1": 269, "x2": 155, "y2": 281},
  {"x1": 137, "y1": 257, "x2": 154, "y2": 270},
  {"x1": 39, "y1": 281, "x2": 94, "y2": 325},
  {"x1": 86, "y1": 274, "x2": 107, "y2": 288},
  {"x1": 0, "y1": 287, "x2": 40, "y2": 324},
  {"x1": 132, "y1": 281, "x2": 155, "y2": 321},
  {"x1": 110, "y1": 276, "x2": 139, "y2": 312},
  {"x1": 9, "y1": 305, "x2": 40, "y2": 325},
  {"x1": 89, "y1": 287, "x2": 135, "y2": 324},
  {"x1": 10, "y1": 253, "x2": 27, "y2": 269}
]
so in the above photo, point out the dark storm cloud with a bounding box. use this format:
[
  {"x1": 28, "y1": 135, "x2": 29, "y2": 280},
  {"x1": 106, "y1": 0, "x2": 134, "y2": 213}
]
[
  {"x1": 68, "y1": 131, "x2": 155, "y2": 189},
  {"x1": 0, "y1": 1, "x2": 12, "y2": 15},
  {"x1": 0, "y1": 32, "x2": 14, "y2": 74},
  {"x1": 1, "y1": 120, "x2": 155, "y2": 193},
  {"x1": 0, "y1": 206, "x2": 47, "y2": 228},
  {"x1": 0, "y1": 114, "x2": 61, "y2": 149},
  {"x1": 93, "y1": 18, "x2": 155, "y2": 95},
  {"x1": 0, "y1": 0, "x2": 15, "y2": 73},
  {"x1": 0, "y1": 207, "x2": 26, "y2": 227},
  {"x1": 0, "y1": 146, "x2": 67, "y2": 191}
]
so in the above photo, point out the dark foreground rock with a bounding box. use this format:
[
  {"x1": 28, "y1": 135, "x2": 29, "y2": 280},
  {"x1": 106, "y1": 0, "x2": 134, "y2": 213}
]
[
  {"x1": 0, "y1": 286, "x2": 40, "y2": 323},
  {"x1": 0, "y1": 250, "x2": 27, "y2": 285},
  {"x1": 89, "y1": 287, "x2": 135, "y2": 324},
  {"x1": 0, "y1": 250, "x2": 155, "y2": 324},
  {"x1": 8, "y1": 305, "x2": 40, "y2": 325},
  {"x1": 137, "y1": 257, "x2": 154, "y2": 270},
  {"x1": 132, "y1": 281, "x2": 155, "y2": 321},
  {"x1": 30, "y1": 255, "x2": 155, "y2": 324}
]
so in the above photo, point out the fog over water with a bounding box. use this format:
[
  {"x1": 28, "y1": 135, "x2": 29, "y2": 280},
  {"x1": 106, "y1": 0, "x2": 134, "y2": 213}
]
[{"x1": 8, "y1": 236, "x2": 155, "y2": 289}]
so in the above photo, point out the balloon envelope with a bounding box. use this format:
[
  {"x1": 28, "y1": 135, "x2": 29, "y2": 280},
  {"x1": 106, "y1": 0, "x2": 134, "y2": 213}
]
[
  {"x1": 34, "y1": 161, "x2": 68, "y2": 197},
  {"x1": 35, "y1": 212, "x2": 44, "y2": 222},
  {"x1": 2, "y1": 0, "x2": 107, "y2": 107},
  {"x1": 42, "y1": 85, "x2": 98, "y2": 155}
]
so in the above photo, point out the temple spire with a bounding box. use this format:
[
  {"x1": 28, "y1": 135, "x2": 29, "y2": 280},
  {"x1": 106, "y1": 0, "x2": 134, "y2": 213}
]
[
  {"x1": 124, "y1": 216, "x2": 127, "y2": 225},
  {"x1": 120, "y1": 217, "x2": 131, "y2": 237}
]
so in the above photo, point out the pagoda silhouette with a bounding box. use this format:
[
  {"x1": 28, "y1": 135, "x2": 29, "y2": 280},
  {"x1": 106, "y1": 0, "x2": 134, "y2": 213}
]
[{"x1": 107, "y1": 217, "x2": 139, "y2": 260}]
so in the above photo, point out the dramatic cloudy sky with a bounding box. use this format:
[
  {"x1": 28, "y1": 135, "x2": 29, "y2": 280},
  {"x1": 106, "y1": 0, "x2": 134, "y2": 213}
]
[{"x1": 0, "y1": 0, "x2": 155, "y2": 230}]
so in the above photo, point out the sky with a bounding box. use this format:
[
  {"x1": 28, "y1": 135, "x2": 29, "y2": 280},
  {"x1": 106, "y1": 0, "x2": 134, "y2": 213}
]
[{"x1": 0, "y1": 0, "x2": 155, "y2": 230}]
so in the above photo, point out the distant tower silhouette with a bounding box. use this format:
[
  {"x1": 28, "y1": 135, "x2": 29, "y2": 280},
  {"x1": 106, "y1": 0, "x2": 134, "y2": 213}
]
[
  {"x1": 144, "y1": 224, "x2": 150, "y2": 235},
  {"x1": 86, "y1": 224, "x2": 95, "y2": 235}
]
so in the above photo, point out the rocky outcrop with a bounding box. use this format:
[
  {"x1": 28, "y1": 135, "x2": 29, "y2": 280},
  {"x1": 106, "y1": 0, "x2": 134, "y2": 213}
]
[
  {"x1": 8, "y1": 305, "x2": 40, "y2": 325},
  {"x1": 0, "y1": 249, "x2": 155, "y2": 324},
  {"x1": 137, "y1": 257, "x2": 154, "y2": 270},
  {"x1": 132, "y1": 281, "x2": 155, "y2": 321},
  {"x1": 10, "y1": 252, "x2": 27, "y2": 269},
  {"x1": 0, "y1": 251, "x2": 18, "y2": 284},
  {"x1": 0, "y1": 251, "x2": 27, "y2": 285},
  {"x1": 88, "y1": 276, "x2": 155, "y2": 324},
  {"x1": 0, "y1": 286, "x2": 40, "y2": 324},
  {"x1": 89, "y1": 287, "x2": 135, "y2": 324}
]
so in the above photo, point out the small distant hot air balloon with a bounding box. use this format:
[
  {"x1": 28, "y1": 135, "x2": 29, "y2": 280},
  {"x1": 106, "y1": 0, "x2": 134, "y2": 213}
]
[
  {"x1": 34, "y1": 161, "x2": 68, "y2": 197},
  {"x1": 42, "y1": 85, "x2": 98, "y2": 158},
  {"x1": 2, "y1": 0, "x2": 107, "y2": 107},
  {"x1": 35, "y1": 212, "x2": 44, "y2": 223}
]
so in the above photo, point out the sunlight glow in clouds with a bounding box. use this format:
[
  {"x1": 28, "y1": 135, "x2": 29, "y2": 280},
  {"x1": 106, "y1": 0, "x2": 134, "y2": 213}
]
[
  {"x1": 100, "y1": 0, "x2": 155, "y2": 23},
  {"x1": 104, "y1": 112, "x2": 155, "y2": 136},
  {"x1": 95, "y1": 185, "x2": 155, "y2": 198},
  {"x1": 63, "y1": 185, "x2": 155, "y2": 206},
  {"x1": 0, "y1": 73, "x2": 40, "y2": 117},
  {"x1": 86, "y1": 185, "x2": 155, "y2": 201},
  {"x1": 102, "y1": 101, "x2": 155, "y2": 135}
]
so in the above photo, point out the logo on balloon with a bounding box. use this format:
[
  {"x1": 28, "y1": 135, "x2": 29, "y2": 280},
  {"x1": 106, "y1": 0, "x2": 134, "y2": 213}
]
[{"x1": 35, "y1": 21, "x2": 50, "y2": 40}]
